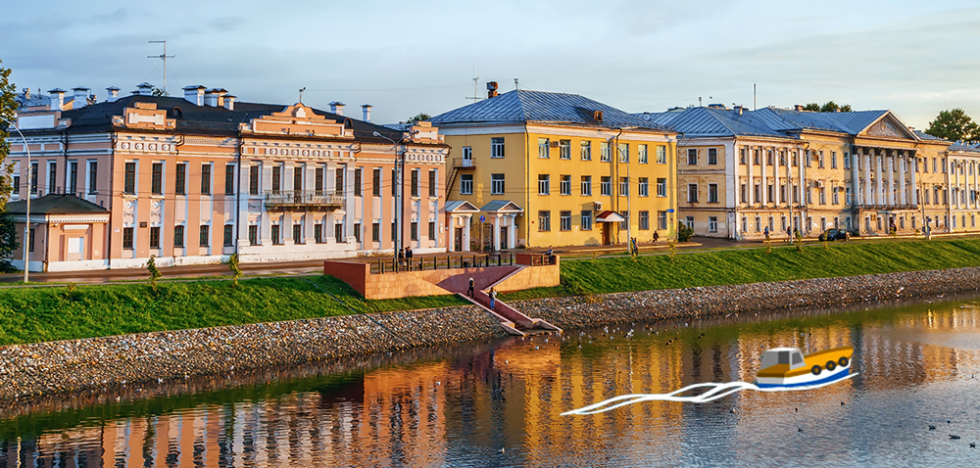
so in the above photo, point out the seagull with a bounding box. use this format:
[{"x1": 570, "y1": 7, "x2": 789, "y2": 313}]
[
  {"x1": 948, "y1": 419, "x2": 952, "y2": 424},
  {"x1": 499, "y1": 447, "x2": 506, "y2": 454},
  {"x1": 951, "y1": 435, "x2": 961, "y2": 440},
  {"x1": 929, "y1": 425, "x2": 936, "y2": 430},
  {"x1": 841, "y1": 401, "x2": 845, "y2": 406},
  {"x1": 798, "y1": 428, "x2": 803, "y2": 432},
  {"x1": 795, "y1": 407, "x2": 799, "y2": 412},
  {"x1": 971, "y1": 443, "x2": 977, "y2": 449}
]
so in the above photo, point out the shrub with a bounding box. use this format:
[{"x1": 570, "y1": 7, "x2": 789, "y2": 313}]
[{"x1": 677, "y1": 222, "x2": 694, "y2": 243}]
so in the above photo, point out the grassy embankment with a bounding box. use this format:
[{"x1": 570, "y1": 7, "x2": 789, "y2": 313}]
[
  {"x1": 0, "y1": 276, "x2": 465, "y2": 346},
  {"x1": 501, "y1": 238, "x2": 980, "y2": 301}
]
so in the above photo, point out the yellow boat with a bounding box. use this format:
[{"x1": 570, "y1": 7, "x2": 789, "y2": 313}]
[{"x1": 756, "y1": 346, "x2": 853, "y2": 388}]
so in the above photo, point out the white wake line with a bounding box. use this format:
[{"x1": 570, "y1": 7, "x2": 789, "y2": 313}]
[{"x1": 562, "y1": 373, "x2": 859, "y2": 416}]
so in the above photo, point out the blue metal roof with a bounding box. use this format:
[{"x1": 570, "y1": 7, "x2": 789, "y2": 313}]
[{"x1": 431, "y1": 90, "x2": 673, "y2": 132}]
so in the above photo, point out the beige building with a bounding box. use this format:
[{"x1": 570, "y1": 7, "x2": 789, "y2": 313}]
[
  {"x1": 5, "y1": 83, "x2": 449, "y2": 272},
  {"x1": 639, "y1": 105, "x2": 955, "y2": 239}
]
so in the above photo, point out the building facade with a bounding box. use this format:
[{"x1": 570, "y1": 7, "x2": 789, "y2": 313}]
[
  {"x1": 5, "y1": 84, "x2": 449, "y2": 271},
  {"x1": 640, "y1": 105, "x2": 955, "y2": 239},
  {"x1": 433, "y1": 86, "x2": 678, "y2": 249}
]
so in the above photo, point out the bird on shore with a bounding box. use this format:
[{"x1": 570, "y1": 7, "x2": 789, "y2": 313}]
[
  {"x1": 971, "y1": 443, "x2": 976, "y2": 449},
  {"x1": 795, "y1": 407, "x2": 799, "y2": 412},
  {"x1": 798, "y1": 428, "x2": 803, "y2": 433},
  {"x1": 929, "y1": 425, "x2": 936, "y2": 430},
  {"x1": 841, "y1": 401, "x2": 845, "y2": 406},
  {"x1": 951, "y1": 435, "x2": 961, "y2": 440},
  {"x1": 948, "y1": 419, "x2": 952, "y2": 424}
]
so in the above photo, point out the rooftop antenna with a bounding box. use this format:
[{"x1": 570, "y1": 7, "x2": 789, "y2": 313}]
[
  {"x1": 466, "y1": 67, "x2": 481, "y2": 102},
  {"x1": 298, "y1": 87, "x2": 307, "y2": 104},
  {"x1": 514, "y1": 78, "x2": 519, "y2": 90},
  {"x1": 147, "y1": 40, "x2": 174, "y2": 95},
  {"x1": 754, "y1": 83, "x2": 757, "y2": 110}
]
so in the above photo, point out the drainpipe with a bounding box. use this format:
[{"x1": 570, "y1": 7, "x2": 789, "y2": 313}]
[
  {"x1": 235, "y1": 131, "x2": 243, "y2": 256},
  {"x1": 524, "y1": 125, "x2": 530, "y2": 249},
  {"x1": 61, "y1": 132, "x2": 68, "y2": 195},
  {"x1": 945, "y1": 153, "x2": 952, "y2": 233},
  {"x1": 107, "y1": 132, "x2": 115, "y2": 269}
]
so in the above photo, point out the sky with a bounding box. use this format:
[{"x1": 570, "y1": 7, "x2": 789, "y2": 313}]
[{"x1": 3, "y1": 0, "x2": 980, "y2": 129}]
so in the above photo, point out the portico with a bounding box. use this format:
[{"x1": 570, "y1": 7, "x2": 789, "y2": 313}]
[
  {"x1": 480, "y1": 201, "x2": 523, "y2": 251},
  {"x1": 444, "y1": 200, "x2": 479, "y2": 252}
]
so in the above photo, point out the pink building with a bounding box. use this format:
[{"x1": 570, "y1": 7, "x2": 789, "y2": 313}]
[{"x1": 6, "y1": 84, "x2": 450, "y2": 271}]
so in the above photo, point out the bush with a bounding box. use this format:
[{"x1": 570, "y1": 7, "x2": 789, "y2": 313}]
[{"x1": 677, "y1": 222, "x2": 694, "y2": 243}]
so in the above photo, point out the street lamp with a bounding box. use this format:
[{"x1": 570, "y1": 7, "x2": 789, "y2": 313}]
[
  {"x1": 608, "y1": 128, "x2": 630, "y2": 254},
  {"x1": 0, "y1": 116, "x2": 30, "y2": 283},
  {"x1": 374, "y1": 131, "x2": 403, "y2": 270}
]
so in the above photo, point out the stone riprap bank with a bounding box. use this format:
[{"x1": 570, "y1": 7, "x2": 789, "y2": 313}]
[
  {"x1": 0, "y1": 306, "x2": 507, "y2": 399},
  {"x1": 514, "y1": 267, "x2": 980, "y2": 329}
]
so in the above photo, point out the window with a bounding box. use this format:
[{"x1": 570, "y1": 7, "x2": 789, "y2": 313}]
[
  {"x1": 581, "y1": 210, "x2": 593, "y2": 231},
  {"x1": 428, "y1": 170, "x2": 437, "y2": 197},
  {"x1": 560, "y1": 175, "x2": 571, "y2": 195},
  {"x1": 621, "y1": 211, "x2": 629, "y2": 230},
  {"x1": 391, "y1": 169, "x2": 396, "y2": 196},
  {"x1": 151, "y1": 163, "x2": 163, "y2": 195},
  {"x1": 580, "y1": 141, "x2": 592, "y2": 161},
  {"x1": 708, "y1": 148, "x2": 717, "y2": 165},
  {"x1": 200, "y1": 225, "x2": 210, "y2": 247},
  {"x1": 12, "y1": 175, "x2": 19, "y2": 197},
  {"x1": 314, "y1": 224, "x2": 323, "y2": 243},
  {"x1": 792, "y1": 151, "x2": 799, "y2": 167},
  {"x1": 780, "y1": 184, "x2": 786, "y2": 203},
  {"x1": 491, "y1": 174, "x2": 505, "y2": 194},
  {"x1": 581, "y1": 176, "x2": 592, "y2": 196},
  {"x1": 780, "y1": 151, "x2": 786, "y2": 166},
  {"x1": 335, "y1": 224, "x2": 344, "y2": 242},
  {"x1": 767, "y1": 150, "x2": 774, "y2": 166},
  {"x1": 638, "y1": 145, "x2": 648, "y2": 164},
  {"x1": 639, "y1": 177, "x2": 649, "y2": 197},
  {"x1": 688, "y1": 184, "x2": 698, "y2": 203},
  {"x1": 224, "y1": 225, "x2": 234, "y2": 247},
  {"x1": 411, "y1": 222, "x2": 418, "y2": 241},
  {"x1": 354, "y1": 168, "x2": 362, "y2": 196},
  {"x1": 410, "y1": 169, "x2": 419, "y2": 197},
  {"x1": 428, "y1": 221, "x2": 436, "y2": 241},
  {"x1": 742, "y1": 216, "x2": 748, "y2": 233},
  {"x1": 833, "y1": 186, "x2": 840, "y2": 205},
  {"x1": 805, "y1": 150, "x2": 812, "y2": 167},
  {"x1": 538, "y1": 174, "x2": 550, "y2": 195},
  {"x1": 87, "y1": 161, "x2": 97, "y2": 194},
  {"x1": 460, "y1": 174, "x2": 473, "y2": 195},
  {"x1": 247, "y1": 225, "x2": 257, "y2": 245},
  {"x1": 793, "y1": 184, "x2": 800, "y2": 203},
  {"x1": 619, "y1": 177, "x2": 628, "y2": 196},
  {"x1": 687, "y1": 149, "x2": 698, "y2": 166},
  {"x1": 686, "y1": 216, "x2": 695, "y2": 230},
  {"x1": 372, "y1": 168, "x2": 381, "y2": 196},
  {"x1": 175, "y1": 163, "x2": 187, "y2": 195},
  {"x1": 657, "y1": 178, "x2": 666, "y2": 197},
  {"x1": 372, "y1": 223, "x2": 380, "y2": 242},
  {"x1": 175, "y1": 225, "x2": 185, "y2": 248},
  {"x1": 391, "y1": 222, "x2": 396, "y2": 242},
  {"x1": 600, "y1": 142, "x2": 611, "y2": 162},
  {"x1": 740, "y1": 149, "x2": 747, "y2": 165},
  {"x1": 201, "y1": 164, "x2": 211, "y2": 195},
  {"x1": 741, "y1": 183, "x2": 747, "y2": 203},
  {"x1": 122, "y1": 227, "x2": 134, "y2": 249},
  {"x1": 639, "y1": 211, "x2": 649, "y2": 230},
  {"x1": 755, "y1": 184, "x2": 762, "y2": 203},
  {"x1": 755, "y1": 216, "x2": 761, "y2": 232},
  {"x1": 656, "y1": 146, "x2": 667, "y2": 164},
  {"x1": 831, "y1": 151, "x2": 837, "y2": 169},
  {"x1": 601, "y1": 176, "x2": 611, "y2": 196},
  {"x1": 709, "y1": 216, "x2": 718, "y2": 233},
  {"x1": 932, "y1": 157, "x2": 937, "y2": 173},
  {"x1": 538, "y1": 138, "x2": 550, "y2": 159},
  {"x1": 272, "y1": 225, "x2": 282, "y2": 245},
  {"x1": 658, "y1": 211, "x2": 668, "y2": 229},
  {"x1": 335, "y1": 168, "x2": 344, "y2": 195},
  {"x1": 818, "y1": 151, "x2": 824, "y2": 168},
  {"x1": 560, "y1": 211, "x2": 571, "y2": 231},
  {"x1": 30, "y1": 162, "x2": 38, "y2": 194},
  {"x1": 225, "y1": 164, "x2": 235, "y2": 195},
  {"x1": 124, "y1": 162, "x2": 136, "y2": 194},
  {"x1": 559, "y1": 140, "x2": 571, "y2": 159},
  {"x1": 538, "y1": 211, "x2": 551, "y2": 231},
  {"x1": 819, "y1": 188, "x2": 826, "y2": 205},
  {"x1": 846, "y1": 186, "x2": 852, "y2": 206},
  {"x1": 462, "y1": 146, "x2": 472, "y2": 164},
  {"x1": 618, "y1": 143, "x2": 629, "y2": 163},
  {"x1": 754, "y1": 150, "x2": 760, "y2": 165},
  {"x1": 47, "y1": 162, "x2": 56, "y2": 195},
  {"x1": 491, "y1": 137, "x2": 505, "y2": 158},
  {"x1": 352, "y1": 223, "x2": 360, "y2": 243},
  {"x1": 68, "y1": 161, "x2": 78, "y2": 195},
  {"x1": 150, "y1": 227, "x2": 160, "y2": 249},
  {"x1": 708, "y1": 183, "x2": 718, "y2": 203},
  {"x1": 249, "y1": 165, "x2": 259, "y2": 195},
  {"x1": 767, "y1": 184, "x2": 774, "y2": 203}
]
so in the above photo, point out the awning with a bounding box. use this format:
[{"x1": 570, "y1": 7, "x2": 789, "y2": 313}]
[{"x1": 596, "y1": 211, "x2": 625, "y2": 223}]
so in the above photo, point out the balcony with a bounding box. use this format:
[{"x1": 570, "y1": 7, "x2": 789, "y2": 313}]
[{"x1": 264, "y1": 190, "x2": 345, "y2": 211}]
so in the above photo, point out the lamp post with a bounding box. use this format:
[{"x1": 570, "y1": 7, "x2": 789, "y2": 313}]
[
  {"x1": 608, "y1": 128, "x2": 629, "y2": 254},
  {"x1": 1, "y1": 116, "x2": 30, "y2": 283},
  {"x1": 374, "y1": 131, "x2": 403, "y2": 271}
]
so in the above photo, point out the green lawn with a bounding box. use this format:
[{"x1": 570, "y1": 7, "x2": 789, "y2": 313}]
[
  {"x1": 501, "y1": 238, "x2": 980, "y2": 301},
  {"x1": 0, "y1": 276, "x2": 465, "y2": 346}
]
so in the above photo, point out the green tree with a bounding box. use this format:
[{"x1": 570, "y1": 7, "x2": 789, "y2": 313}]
[
  {"x1": 677, "y1": 222, "x2": 694, "y2": 242},
  {"x1": 0, "y1": 212, "x2": 19, "y2": 272},
  {"x1": 803, "y1": 103, "x2": 821, "y2": 111},
  {"x1": 802, "y1": 101, "x2": 852, "y2": 112},
  {"x1": 228, "y1": 253, "x2": 242, "y2": 288},
  {"x1": 147, "y1": 255, "x2": 162, "y2": 292},
  {"x1": 406, "y1": 113, "x2": 431, "y2": 123},
  {"x1": 151, "y1": 87, "x2": 168, "y2": 97},
  {"x1": 926, "y1": 109, "x2": 979, "y2": 141},
  {"x1": 0, "y1": 59, "x2": 18, "y2": 210}
]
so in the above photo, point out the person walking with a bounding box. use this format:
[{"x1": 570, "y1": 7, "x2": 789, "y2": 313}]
[
  {"x1": 653, "y1": 231, "x2": 660, "y2": 244},
  {"x1": 406, "y1": 246, "x2": 414, "y2": 270},
  {"x1": 397, "y1": 247, "x2": 405, "y2": 269},
  {"x1": 490, "y1": 287, "x2": 497, "y2": 311},
  {"x1": 787, "y1": 227, "x2": 793, "y2": 243},
  {"x1": 468, "y1": 277, "x2": 475, "y2": 298}
]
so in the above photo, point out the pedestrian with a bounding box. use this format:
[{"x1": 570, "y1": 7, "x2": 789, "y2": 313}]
[
  {"x1": 468, "y1": 277, "x2": 475, "y2": 298},
  {"x1": 406, "y1": 246, "x2": 414, "y2": 270},
  {"x1": 764, "y1": 226, "x2": 769, "y2": 238},
  {"x1": 653, "y1": 231, "x2": 660, "y2": 244},
  {"x1": 546, "y1": 245, "x2": 553, "y2": 257},
  {"x1": 490, "y1": 287, "x2": 497, "y2": 310},
  {"x1": 787, "y1": 227, "x2": 792, "y2": 243},
  {"x1": 397, "y1": 247, "x2": 404, "y2": 268}
]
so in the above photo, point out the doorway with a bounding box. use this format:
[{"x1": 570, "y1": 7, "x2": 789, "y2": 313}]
[
  {"x1": 454, "y1": 227, "x2": 463, "y2": 251},
  {"x1": 601, "y1": 223, "x2": 612, "y2": 245},
  {"x1": 500, "y1": 226, "x2": 508, "y2": 250}
]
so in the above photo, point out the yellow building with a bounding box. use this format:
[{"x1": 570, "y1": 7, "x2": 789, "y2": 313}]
[{"x1": 432, "y1": 85, "x2": 678, "y2": 249}]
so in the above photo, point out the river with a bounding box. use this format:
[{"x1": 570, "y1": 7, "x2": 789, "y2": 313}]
[{"x1": 2, "y1": 293, "x2": 979, "y2": 467}]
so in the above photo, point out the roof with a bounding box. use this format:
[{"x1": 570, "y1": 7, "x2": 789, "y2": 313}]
[
  {"x1": 5, "y1": 194, "x2": 109, "y2": 215},
  {"x1": 14, "y1": 89, "x2": 51, "y2": 109},
  {"x1": 914, "y1": 130, "x2": 947, "y2": 142},
  {"x1": 596, "y1": 211, "x2": 625, "y2": 222},
  {"x1": 637, "y1": 107, "x2": 792, "y2": 139},
  {"x1": 431, "y1": 90, "x2": 673, "y2": 132},
  {"x1": 444, "y1": 201, "x2": 481, "y2": 213},
  {"x1": 948, "y1": 141, "x2": 980, "y2": 154},
  {"x1": 480, "y1": 200, "x2": 523, "y2": 212}
]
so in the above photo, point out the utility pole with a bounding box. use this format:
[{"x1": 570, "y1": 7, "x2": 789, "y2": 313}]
[{"x1": 148, "y1": 40, "x2": 174, "y2": 95}]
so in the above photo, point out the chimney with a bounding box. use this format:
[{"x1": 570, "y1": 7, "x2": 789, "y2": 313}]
[
  {"x1": 215, "y1": 88, "x2": 227, "y2": 107},
  {"x1": 183, "y1": 85, "x2": 205, "y2": 106},
  {"x1": 22, "y1": 88, "x2": 30, "y2": 100},
  {"x1": 137, "y1": 82, "x2": 154, "y2": 96},
  {"x1": 329, "y1": 101, "x2": 345, "y2": 115},
  {"x1": 734, "y1": 105, "x2": 744, "y2": 116},
  {"x1": 794, "y1": 104, "x2": 804, "y2": 111},
  {"x1": 204, "y1": 89, "x2": 219, "y2": 107},
  {"x1": 105, "y1": 86, "x2": 120, "y2": 103},
  {"x1": 361, "y1": 104, "x2": 372, "y2": 122},
  {"x1": 72, "y1": 87, "x2": 90, "y2": 109},
  {"x1": 487, "y1": 81, "x2": 498, "y2": 98},
  {"x1": 48, "y1": 88, "x2": 66, "y2": 111},
  {"x1": 223, "y1": 95, "x2": 236, "y2": 111}
]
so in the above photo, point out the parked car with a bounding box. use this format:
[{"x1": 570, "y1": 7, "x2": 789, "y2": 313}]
[{"x1": 818, "y1": 228, "x2": 849, "y2": 241}]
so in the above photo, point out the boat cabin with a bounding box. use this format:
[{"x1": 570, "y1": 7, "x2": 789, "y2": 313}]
[{"x1": 760, "y1": 348, "x2": 805, "y2": 370}]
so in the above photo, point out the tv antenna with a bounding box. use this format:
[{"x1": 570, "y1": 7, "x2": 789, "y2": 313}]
[
  {"x1": 466, "y1": 67, "x2": 481, "y2": 102},
  {"x1": 147, "y1": 40, "x2": 175, "y2": 95},
  {"x1": 299, "y1": 87, "x2": 307, "y2": 104}
]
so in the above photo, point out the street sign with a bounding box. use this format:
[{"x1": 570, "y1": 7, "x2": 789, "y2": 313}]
[
  {"x1": 667, "y1": 209, "x2": 675, "y2": 213},
  {"x1": 480, "y1": 215, "x2": 486, "y2": 223}
]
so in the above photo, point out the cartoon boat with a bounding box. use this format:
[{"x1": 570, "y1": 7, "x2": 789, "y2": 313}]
[{"x1": 756, "y1": 346, "x2": 853, "y2": 388}]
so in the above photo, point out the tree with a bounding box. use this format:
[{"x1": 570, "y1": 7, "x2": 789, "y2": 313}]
[
  {"x1": 147, "y1": 255, "x2": 162, "y2": 292},
  {"x1": 0, "y1": 59, "x2": 17, "y2": 211},
  {"x1": 803, "y1": 103, "x2": 821, "y2": 111},
  {"x1": 228, "y1": 253, "x2": 242, "y2": 288},
  {"x1": 406, "y1": 113, "x2": 431, "y2": 123},
  {"x1": 926, "y1": 109, "x2": 979, "y2": 142},
  {"x1": 151, "y1": 87, "x2": 168, "y2": 97},
  {"x1": 802, "y1": 101, "x2": 852, "y2": 112},
  {"x1": 0, "y1": 212, "x2": 19, "y2": 272}
]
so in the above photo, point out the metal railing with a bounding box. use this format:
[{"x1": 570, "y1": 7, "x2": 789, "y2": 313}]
[
  {"x1": 264, "y1": 190, "x2": 345, "y2": 208},
  {"x1": 371, "y1": 253, "x2": 515, "y2": 274}
]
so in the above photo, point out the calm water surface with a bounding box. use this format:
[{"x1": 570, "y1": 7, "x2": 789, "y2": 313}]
[{"x1": 3, "y1": 294, "x2": 980, "y2": 467}]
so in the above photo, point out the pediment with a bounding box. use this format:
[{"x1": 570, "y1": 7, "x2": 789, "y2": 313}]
[
  {"x1": 242, "y1": 103, "x2": 351, "y2": 138},
  {"x1": 861, "y1": 113, "x2": 918, "y2": 141}
]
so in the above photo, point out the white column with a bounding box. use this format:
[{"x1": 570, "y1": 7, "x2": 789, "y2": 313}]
[
  {"x1": 493, "y1": 214, "x2": 502, "y2": 251},
  {"x1": 747, "y1": 146, "x2": 754, "y2": 204},
  {"x1": 261, "y1": 162, "x2": 273, "y2": 245},
  {"x1": 863, "y1": 152, "x2": 872, "y2": 207},
  {"x1": 851, "y1": 150, "x2": 860, "y2": 207},
  {"x1": 345, "y1": 165, "x2": 355, "y2": 243},
  {"x1": 887, "y1": 154, "x2": 895, "y2": 206},
  {"x1": 760, "y1": 147, "x2": 767, "y2": 205},
  {"x1": 875, "y1": 152, "x2": 883, "y2": 207},
  {"x1": 911, "y1": 155, "x2": 918, "y2": 206},
  {"x1": 773, "y1": 149, "x2": 780, "y2": 206},
  {"x1": 508, "y1": 214, "x2": 517, "y2": 249},
  {"x1": 238, "y1": 162, "x2": 251, "y2": 246},
  {"x1": 448, "y1": 216, "x2": 456, "y2": 252},
  {"x1": 898, "y1": 153, "x2": 907, "y2": 206},
  {"x1": 283, "y1": 162, "x2": 295, "y2": 246},
  {"x1": 799, "y1": 151, "x2": 805, "y2": 207},
  {"x1": 463, "y1": 215, "x2": 471, "y2": 252}
]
